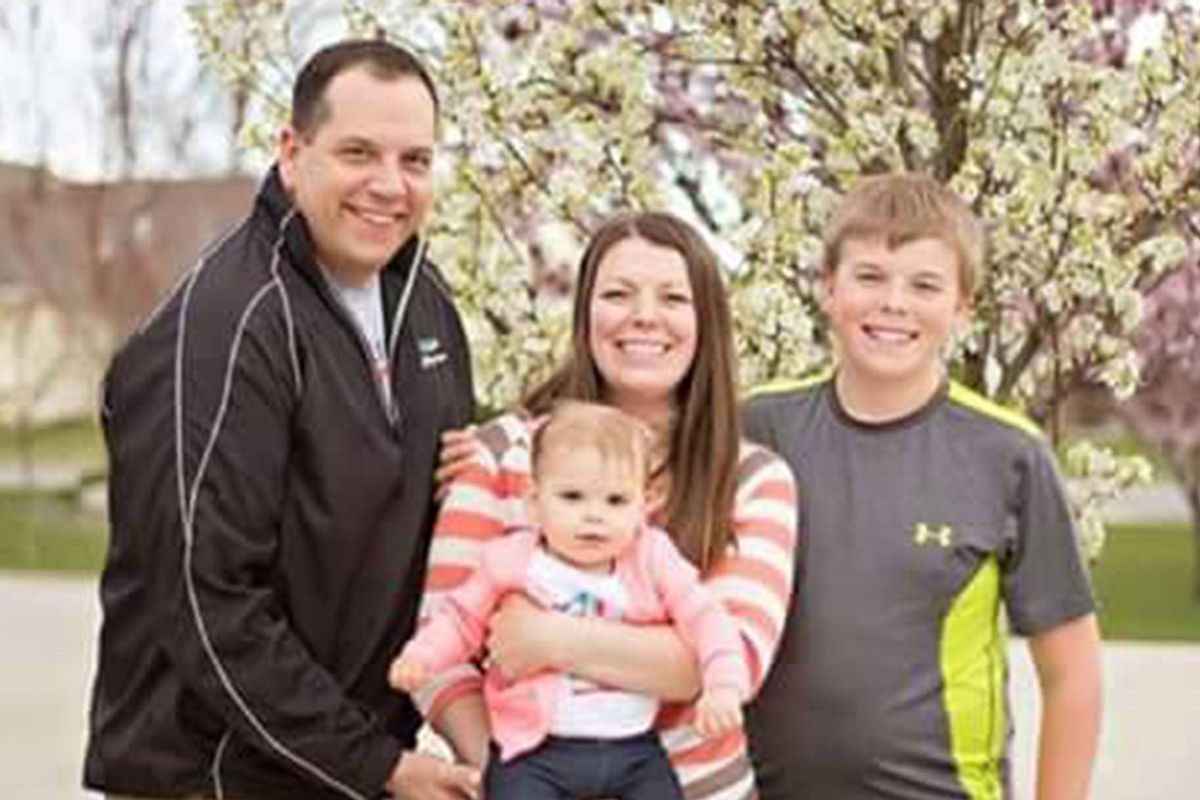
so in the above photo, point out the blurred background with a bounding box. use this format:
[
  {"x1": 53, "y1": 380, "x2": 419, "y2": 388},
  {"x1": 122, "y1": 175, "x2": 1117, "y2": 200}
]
[{"x1": 1, "y1": 1, "x2": 1197, "y2": 798}]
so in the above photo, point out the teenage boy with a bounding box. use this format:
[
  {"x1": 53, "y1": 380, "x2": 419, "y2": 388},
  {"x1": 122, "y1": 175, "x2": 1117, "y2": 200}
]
[
  {"x1": 744, "y1": 173, "x2": 1102, "y2": 800},
  {"x1": 84, "y1": 41, "x2": 479, "y2": 800}
]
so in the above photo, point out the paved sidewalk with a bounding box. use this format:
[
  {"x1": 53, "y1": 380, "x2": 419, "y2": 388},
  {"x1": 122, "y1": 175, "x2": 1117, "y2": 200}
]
[
  {"x1": 1, "y1": 574, "x2": 98, "y2": 798},
  {"x1": 1099, "y1": 482, "x2": 1192, "y2": 526},
  {"x1": 0, "y1": 464, "x2": 92, "y2": 490},
  {"x1": 1007, "y1": 638, "x2": 1200, "y2": 799},
  {"x1": 2, "y1": 572, "x2": 1197, "y2": 799}
]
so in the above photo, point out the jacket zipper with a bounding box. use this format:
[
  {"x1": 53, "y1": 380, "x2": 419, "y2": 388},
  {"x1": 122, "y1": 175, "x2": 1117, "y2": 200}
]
[
  {"x1": 320, "y1": 239, "x2": 425, "y2": 433},
  {"x1": 384, "y1": 239, "x2": 425, "y2": 431}
]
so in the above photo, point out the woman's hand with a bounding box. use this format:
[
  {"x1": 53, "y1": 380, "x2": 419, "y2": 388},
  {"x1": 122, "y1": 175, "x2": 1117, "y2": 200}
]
[
  {"x1": 435, "y1": 426, "x2": 479, "y2": 500},
  {"x1": 485, "y1": 594, "x2": 567, "y2": 680}
]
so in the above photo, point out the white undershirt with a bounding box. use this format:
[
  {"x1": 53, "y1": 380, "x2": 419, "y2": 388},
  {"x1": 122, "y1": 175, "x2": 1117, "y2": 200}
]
[
  {"x1": 527, "y1": 548, "x2": 659, "y2": 739},
  {"x1": 327, "y1": 272, "x2": 391, "y2": 407}
]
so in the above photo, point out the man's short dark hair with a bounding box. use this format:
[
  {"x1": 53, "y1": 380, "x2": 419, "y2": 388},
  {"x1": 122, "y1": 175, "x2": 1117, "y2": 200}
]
[{"x1": 291, "y1": 39, "x2": 439, "y2": 137}]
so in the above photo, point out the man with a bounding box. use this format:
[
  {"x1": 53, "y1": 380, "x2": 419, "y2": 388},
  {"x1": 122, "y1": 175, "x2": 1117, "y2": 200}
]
[{"x1": 84, "y1": 40, "x2": 479, "y2": 800}]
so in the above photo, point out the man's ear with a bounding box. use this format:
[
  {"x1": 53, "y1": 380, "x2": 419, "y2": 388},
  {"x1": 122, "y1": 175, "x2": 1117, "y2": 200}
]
[{"x1": 277, "y1": 125, "x2": 300, "y2": 190}]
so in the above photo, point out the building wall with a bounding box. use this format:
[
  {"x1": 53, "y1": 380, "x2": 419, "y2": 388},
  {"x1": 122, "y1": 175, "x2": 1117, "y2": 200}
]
[
  {"x1": 0, "y1": 291, "x2": 110, "y2": 425},
  {"x1": 0, "y1": 162, "x2": 256, "y2": 425}
]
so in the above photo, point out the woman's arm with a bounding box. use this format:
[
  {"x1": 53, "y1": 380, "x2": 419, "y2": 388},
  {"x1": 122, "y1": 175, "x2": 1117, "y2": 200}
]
[
  {"x1": 488, "y1": 596, "x2": 703, "y2": 701},
  {"x1": 429, "y1": 691, "x2": 490, "y2": 768},
  {"x1": 486, "y1": 445, "x2": 799, "y2": 701},
  {"x1": 697, "y1": 448, "x2": 798, "y2": 695},
  {"x1": 1028, "y1": 613, "x2": 1103, "y2": 800},
  {"x1": 411, "y1": 416, "x2": 531, "y2": 761}
]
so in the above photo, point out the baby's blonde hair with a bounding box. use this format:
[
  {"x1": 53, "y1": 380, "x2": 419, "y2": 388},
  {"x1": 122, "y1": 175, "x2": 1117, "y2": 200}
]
[{"x1": 531, "y1": 401, "x2": 650, "y2": 487}]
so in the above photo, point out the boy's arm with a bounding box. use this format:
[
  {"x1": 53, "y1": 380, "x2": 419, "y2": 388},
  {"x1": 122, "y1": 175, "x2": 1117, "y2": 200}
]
[
  {"x1": 1001, "y1": 437, "x2": 1100, "y2": 797},
  {"x1": 1028, "y1": 613, "x2": 1102, "y2": 800}
]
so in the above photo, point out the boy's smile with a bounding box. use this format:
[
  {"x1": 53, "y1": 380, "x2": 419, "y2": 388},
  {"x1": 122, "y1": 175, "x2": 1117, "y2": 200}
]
[{"x1": 824, "y1": 236, "x2": 970, "y2": 419}]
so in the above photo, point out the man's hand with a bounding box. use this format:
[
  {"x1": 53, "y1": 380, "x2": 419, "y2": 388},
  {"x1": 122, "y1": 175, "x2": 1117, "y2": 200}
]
[
  {"x1": 388, "y1": 656, "x2": 429, "y2": 694},
  {"x1": 434, "y1": 427, "x2": 479, "y2": 500},
  {"x1": 387, "y1": 751, "x2": 480, "y2": 800},
  {"x1": 693, "y1": 685, "x2": 743, "y2": 738}
]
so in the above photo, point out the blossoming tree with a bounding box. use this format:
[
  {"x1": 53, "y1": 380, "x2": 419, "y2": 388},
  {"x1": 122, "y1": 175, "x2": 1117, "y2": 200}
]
[
  {"x1": 1119, "y1": 254, "x2": 1200, "y2": 595},
  {"x1": 191, "y1": 0, "x2": 1200, "y2": 552}
]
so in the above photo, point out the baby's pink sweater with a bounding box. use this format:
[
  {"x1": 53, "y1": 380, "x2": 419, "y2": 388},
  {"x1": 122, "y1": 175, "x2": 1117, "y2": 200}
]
[{"x1": 399, "y1": 526, "x2": 749, "y2": 761}]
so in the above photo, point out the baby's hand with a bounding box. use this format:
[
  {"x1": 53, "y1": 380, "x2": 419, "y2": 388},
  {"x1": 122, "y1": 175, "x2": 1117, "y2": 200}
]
[
  {"x1": 388, "y1": 656, "x2": 429, "y2": 694},
  {"x1": 693, "y1": 685, "x2": 743, "y2": 738}
]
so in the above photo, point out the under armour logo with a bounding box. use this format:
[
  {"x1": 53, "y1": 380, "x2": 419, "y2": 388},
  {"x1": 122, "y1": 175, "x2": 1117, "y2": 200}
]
[{"x1": 912, "y1": 522, "x2": 953, "y2": 548}]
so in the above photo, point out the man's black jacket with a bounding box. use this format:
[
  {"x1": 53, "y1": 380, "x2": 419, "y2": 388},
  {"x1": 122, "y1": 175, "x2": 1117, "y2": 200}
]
[{"x1": 84, "y1": 168, "x2": 475, "y2": 800}]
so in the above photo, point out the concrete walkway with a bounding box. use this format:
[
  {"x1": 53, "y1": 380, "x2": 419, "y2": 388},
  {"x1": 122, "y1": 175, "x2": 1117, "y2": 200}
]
[
  {"x1": 2, "y1": 573, "x2": 1197, "y2": 799},
  {"x1": 1, "y1": 574, "x2": 98, "y2": 798},
  {"x1": 1098, "y1": 482, "x2": 1193, "y2": 526}
]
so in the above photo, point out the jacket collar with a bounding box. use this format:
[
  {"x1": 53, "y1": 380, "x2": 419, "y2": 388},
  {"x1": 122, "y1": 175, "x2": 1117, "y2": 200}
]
[{"x1": 255, "y1": 164, "x2": 421, "y2": 289}]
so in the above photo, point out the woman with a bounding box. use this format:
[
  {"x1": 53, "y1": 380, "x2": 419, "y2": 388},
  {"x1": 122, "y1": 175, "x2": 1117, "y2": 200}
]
[{"x1": 414, "y1": 211, "x2": 798, "y2": 799}]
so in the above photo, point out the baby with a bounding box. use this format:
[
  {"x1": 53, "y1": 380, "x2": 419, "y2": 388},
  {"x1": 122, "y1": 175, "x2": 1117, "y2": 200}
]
[{"x1": 390, "y1": 400, "x2": 748, "y2": 799}]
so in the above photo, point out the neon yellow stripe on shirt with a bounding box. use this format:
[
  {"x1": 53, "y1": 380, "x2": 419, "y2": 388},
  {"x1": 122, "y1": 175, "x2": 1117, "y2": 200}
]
[
  {"x1": 940, "y1": 557, "x2": 1006, "y2": 800},
  {"x1": 744, "y1": 369, "x2": 833, "y2": 400},
  {"x1": 947, "y1": 382, "x2": 1041, "y2": 438}
]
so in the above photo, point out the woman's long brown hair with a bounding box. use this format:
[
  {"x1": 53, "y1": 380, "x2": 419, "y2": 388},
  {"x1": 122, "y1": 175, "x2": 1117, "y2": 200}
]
[{"x1": 523, "y1": 211, "x2": 740, "y2": 571}]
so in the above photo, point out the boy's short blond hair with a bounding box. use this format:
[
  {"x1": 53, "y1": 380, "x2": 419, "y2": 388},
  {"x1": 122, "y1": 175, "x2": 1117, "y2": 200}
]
[
  {"x1": 822, "y1": 173, "x2": 985, "y2": 296},
  {"x1": 531, "y1": 401, "x2": 650, "y2": 485}
]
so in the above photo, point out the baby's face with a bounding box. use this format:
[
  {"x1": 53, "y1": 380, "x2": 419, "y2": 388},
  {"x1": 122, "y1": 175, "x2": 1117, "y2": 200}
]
[{"x1": 531, "y1": 446, "x2": 645, "y2": 573}]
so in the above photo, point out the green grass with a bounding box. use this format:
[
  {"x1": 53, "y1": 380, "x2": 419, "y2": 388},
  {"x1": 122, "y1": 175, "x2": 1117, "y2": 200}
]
[
  {"x1": 1, "y1": 488, "x2": 1197, "y2": 642},
  {"x1": 0, "y1": 488, "x2": 107, "y2": 573},
  {"x1": 1093, "y1": 523, "x2": 1200, "y2": 643},
  {"x1": 0, "y1": 419, "x2": 106, "y2": 476}
]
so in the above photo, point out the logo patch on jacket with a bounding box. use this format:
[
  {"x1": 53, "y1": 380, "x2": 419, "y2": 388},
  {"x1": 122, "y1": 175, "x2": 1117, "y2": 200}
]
[{"x1": 417, "y1": 336, "x2": 448, "y2": 369}]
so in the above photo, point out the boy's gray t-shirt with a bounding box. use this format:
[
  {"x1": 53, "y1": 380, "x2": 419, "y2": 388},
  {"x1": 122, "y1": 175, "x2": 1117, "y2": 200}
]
[{"x1": 743, "y1": 376, "x2": 1094, "y2": 800}]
